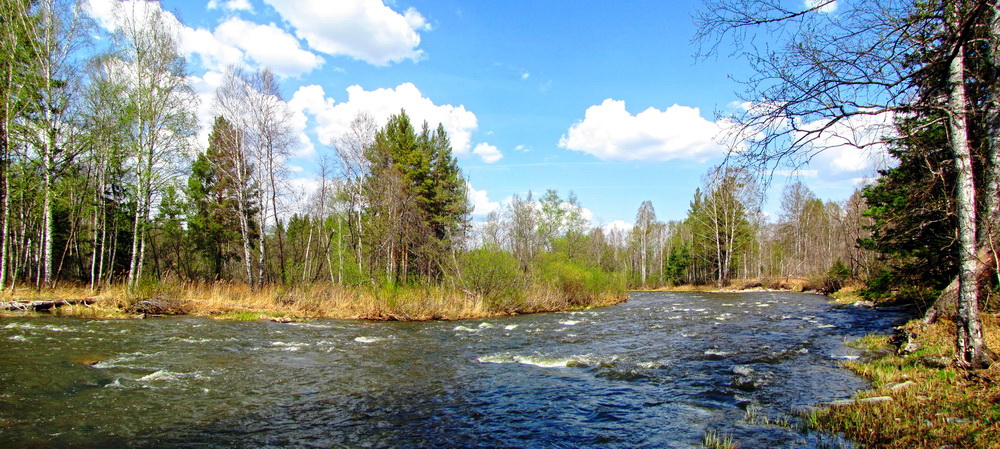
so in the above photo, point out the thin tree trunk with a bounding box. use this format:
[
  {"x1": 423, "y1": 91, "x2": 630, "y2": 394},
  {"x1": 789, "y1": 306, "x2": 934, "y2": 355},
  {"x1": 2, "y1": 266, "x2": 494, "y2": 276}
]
[
  {"x1": 948, "y1": 40, "x2": 992, "y2": 369},
  {"x1": 988, "y1": 2, "x2": 1000, "y2": 289},
  {"x1": 257, "y1": 196, "x2": 266, "y2": 287},
  {"x1": 0, "y1": 105, "x2": 9, "y2": 290},
  {"x1": 89, "y1": 166, "x2": 101, "y2": 292},
  {"x1": 302, "y1": 218, "x2": 314, "y2": 283}
]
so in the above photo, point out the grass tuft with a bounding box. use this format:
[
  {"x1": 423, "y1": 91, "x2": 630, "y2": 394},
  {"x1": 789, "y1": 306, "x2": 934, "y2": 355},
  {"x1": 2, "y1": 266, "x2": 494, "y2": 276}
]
[{"x1": 702, "y1": 429, "x2": 739, "y2": 449}]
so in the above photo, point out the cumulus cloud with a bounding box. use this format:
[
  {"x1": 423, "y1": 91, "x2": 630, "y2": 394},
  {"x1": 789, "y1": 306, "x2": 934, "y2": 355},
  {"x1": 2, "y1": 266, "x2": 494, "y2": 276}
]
[
  {"x1": 795, "y1": 111, "x2": 896, "y2": 181},
  {"x1": 602, "y1": 220, "x2": 633, "y2": 235},
  {"x1": 467, "y1": 182, "x2": 499, "y2": 216},
  {"x1": 187, "y1": 70, "x2": 225, "y2": 148},
  {"x1": 289, "y1": 82, "x2": 479, "y2": 155},
  {"x1": 472, "y1": 143, "x2": 503, "y2": 163},
  {"x1": 559, "y1": 99, "x2": 727, "y2": 162},
  {"x1": 207, "y1": 18, "x2": 324, "y2": 77},
  {"x1": 805, "y1": 0, "x2": 838, "y2": 13},
  {"x1": 263, "y1": 0, "x2": 430, "y2": 66},
  {"x1": 86, "y1": 0, "x2": 322, "y2": 78},
  {"x1": 207, "y1": 0, "x2": 253, "y2": 12}
]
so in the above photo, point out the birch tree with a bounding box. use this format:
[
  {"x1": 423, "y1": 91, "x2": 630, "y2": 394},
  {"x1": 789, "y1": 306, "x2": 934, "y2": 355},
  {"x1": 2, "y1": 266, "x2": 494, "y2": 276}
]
[
  {"x1": 213, "y1": 66, "x2": 292, "y2": 286},
  {"x1": 333, "y1": 112, "x2": 377, "y2": 282},
  {"x1": 108, "y1": 2, "x2": 197, "y2": 289},
  {"x1": 23, "y1": 0, "x2": 91, "y2": 288},
  {"x1": 632, "y1": 200, "x2": 658, "y2": 286},
  {"x1": 0, "y1": 0, "x2": 40, "y2": 288}
]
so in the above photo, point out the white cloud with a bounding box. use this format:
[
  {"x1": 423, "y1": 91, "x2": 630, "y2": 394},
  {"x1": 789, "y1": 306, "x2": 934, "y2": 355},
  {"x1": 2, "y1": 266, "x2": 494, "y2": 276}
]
[
  {"x1": 467, "y1": 182, "x2": 499, "y2": 216},
  {"x1": 207, "y1": 0, "x2": 253, "y2": 12},
  {"x1": 263, "y1": 0, "x2": 429, "y2": 66},
  {"x1": 559, "y1": 99, "x2": 727, "y2": 162},
  {"x1": 289, "y1": 82, "x2": 479, "y2": 155},
  {"x1": 796, "y1": 111, "x2": 895, "y2": 181},
  {"x1": 772, "y1": 169, "x2": 819, "y2": 178},
  {"x1": 472, "y1": 143, "x2": 503, "y2": 164},
  {"x1": 805, "y1": 0, "x2": 838, "y2": 13},
  {"x1": 87, "y1": 0, "x2": 322, "y2": 78},
  {"x1": 187, "y1": 70, "x2": 225, "y2": 149},
  {"x1": 209, "y1": 18, "x2": 324, "y2": 77},
  {"x1": 602, "y1": 220, "x2": 633, "y2": 235}
]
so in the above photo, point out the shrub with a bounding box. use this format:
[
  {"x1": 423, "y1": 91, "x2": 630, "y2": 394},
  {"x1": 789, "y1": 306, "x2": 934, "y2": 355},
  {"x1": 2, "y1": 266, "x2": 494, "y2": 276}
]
[
  {"x1": 895, "y1": 286, "x2": 938, "y2": 311},
  {"x1": 535, "y1": 253, "x2": 625, "y2": 305},
  {"x1": 828, "y1": 258, "x2": 852, "y2": 280},
  {"x1": 860, "y1": 269, "x2": 895, "y2": 301},
  {"x1": 459, "y1": 247, "x2": 527, "y2": 311}
]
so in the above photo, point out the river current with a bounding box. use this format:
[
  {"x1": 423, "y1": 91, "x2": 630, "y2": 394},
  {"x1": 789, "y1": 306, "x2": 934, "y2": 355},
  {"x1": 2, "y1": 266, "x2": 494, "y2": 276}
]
[{"x1": 0, "y1": 291, "x2": 907, "y2": 448}]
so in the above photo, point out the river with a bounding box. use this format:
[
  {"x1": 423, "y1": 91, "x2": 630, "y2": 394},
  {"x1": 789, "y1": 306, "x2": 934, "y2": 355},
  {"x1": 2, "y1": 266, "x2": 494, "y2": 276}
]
[{"x1": 0, "y1": 291, "x2": 907, "y2": 448}]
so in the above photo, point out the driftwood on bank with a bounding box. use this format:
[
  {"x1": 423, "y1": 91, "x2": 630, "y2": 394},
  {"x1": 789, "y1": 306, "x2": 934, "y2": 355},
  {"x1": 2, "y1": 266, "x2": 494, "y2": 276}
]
[
  {"x1": 129, "y1": 296, "x2": 192, "y2": 315},
  {"x1": 0, "y1": 298, "x2": 96, "y2": 312}
]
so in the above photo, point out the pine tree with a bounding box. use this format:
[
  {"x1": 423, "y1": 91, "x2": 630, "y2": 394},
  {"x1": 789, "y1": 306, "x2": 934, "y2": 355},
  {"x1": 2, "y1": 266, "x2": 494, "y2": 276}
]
[
  {"x1": 362, "y1": 110, "x2": 469, "y2": 284},
  {"x1": 185, "y1": 119, "x2": 245, "y2": 280}
]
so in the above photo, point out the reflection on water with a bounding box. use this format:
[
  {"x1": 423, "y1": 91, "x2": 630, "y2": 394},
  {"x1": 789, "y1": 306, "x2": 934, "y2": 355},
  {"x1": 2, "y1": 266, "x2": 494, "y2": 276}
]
[{"x1": 0, "y1": 291, "x2": 907, "y2": 448}]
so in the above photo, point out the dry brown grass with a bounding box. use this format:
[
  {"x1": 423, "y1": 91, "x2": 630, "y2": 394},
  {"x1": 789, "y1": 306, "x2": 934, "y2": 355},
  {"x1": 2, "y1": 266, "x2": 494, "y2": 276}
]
[
  {"x1": 1, "y1": 280, "x2": 626, "y2": 321},
  {"x1": 647, "y1": 277, "x2": 813, "y2": 293}
]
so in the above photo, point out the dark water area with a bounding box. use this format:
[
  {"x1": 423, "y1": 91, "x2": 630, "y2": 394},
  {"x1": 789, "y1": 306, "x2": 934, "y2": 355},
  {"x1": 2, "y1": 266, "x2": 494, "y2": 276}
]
[{"x1": 0, "y1": 291, "x2": 908, "y2": 448}]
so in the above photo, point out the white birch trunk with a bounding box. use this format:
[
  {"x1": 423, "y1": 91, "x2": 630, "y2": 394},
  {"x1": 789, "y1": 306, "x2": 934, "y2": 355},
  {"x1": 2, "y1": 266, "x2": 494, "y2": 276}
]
[{"x1": 948, "y1": 41, "x2": 991, "y2": 369}]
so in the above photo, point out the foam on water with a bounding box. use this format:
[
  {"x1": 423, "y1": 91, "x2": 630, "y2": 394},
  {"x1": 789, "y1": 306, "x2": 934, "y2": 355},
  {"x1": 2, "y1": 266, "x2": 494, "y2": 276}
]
[
  {"x1": 4, "y1": 322, "x2": 76, "y2": 333},
  {"x1": 271, "y1": 341, "x2": 309, "y2": 351},
  {"x1": 138, "y1": 370, "x2": 182, "y2": 382},
  {"x1": 354, "y1": 336, "x2": 385, "y2": 343},
  {"x1": 92, "y1": 352, "x2": 152, "y2": 369},
  {"x1": 175, "y1": 337, "x2": 214, "y2": 344},
  {"x1": 477, "y1": 353, "x2": 592, "y2": 369}
]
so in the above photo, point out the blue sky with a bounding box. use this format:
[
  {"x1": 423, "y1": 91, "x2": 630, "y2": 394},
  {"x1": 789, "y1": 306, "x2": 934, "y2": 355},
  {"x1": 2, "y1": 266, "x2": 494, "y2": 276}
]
[{"x1": 86, "y1": 0, "x2": 886, "y2": 229}]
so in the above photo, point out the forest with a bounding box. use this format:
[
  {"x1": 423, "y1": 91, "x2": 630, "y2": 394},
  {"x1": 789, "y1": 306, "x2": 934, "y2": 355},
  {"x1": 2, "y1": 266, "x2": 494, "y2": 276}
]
[
  {"x1": 0, "y1": 0, "x2": 997, "y2": 342},
  {"x1": 0, "y1": 1, "x2": 882, "y2": 293}
]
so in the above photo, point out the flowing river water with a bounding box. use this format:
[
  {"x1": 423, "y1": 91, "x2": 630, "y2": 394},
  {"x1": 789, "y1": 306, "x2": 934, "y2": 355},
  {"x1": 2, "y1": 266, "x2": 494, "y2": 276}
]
[{"x1": 0, "y1": 291, "x2": 908, "y2": 448}]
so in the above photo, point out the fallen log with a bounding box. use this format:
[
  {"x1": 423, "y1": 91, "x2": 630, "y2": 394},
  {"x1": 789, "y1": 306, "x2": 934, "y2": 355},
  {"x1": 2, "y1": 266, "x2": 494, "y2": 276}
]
[
  {"x1": 130, "y1": 296, "x2": 191, "y2": 315},
  {"x1": 1, "y1": 298, "x2": 96, "y2": 312}
]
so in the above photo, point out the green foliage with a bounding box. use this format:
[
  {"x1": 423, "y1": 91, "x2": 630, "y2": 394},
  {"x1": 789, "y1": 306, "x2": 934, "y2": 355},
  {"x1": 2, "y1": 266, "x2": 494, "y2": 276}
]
[
  {"x1": 459, "y1": 246, "x2": 526, "y2": 311},
  {"x1": 859, "y1": 269, "x2": 895, "y2": 301},
  {"x1": 860, "y1": 119, "x2": 958, "y2": 292},
  {"x1": 363, "y1": 110, "x2": 470, "y2": 284},
  {"x1": 828, "y1": 259, "x2": 851, "y2": 280},
  {"x1": 183, "y1": 117, "x2": 251, "y2": 280},
  {"x1": 535, "y1": 252, "x2": 625, "y2": 305},
  {"x1": 684, "y1": 170, "x2": 756, "y2": 285},
  {"x1": 663, "y1": 243, "x2": 691, "y2": 286}
]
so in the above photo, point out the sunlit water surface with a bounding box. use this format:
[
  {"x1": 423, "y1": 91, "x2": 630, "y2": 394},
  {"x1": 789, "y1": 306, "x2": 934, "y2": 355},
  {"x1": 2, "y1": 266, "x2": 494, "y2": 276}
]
[{"x1": 0, "y1": 291, "x2": 908, "y2": 448}]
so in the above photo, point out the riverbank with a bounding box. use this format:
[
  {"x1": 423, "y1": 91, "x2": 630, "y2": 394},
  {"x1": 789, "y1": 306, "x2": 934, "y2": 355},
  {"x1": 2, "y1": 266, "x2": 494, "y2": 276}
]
[
  {"x1": 0, "y1": 281, "x2": 627, "y2": 321},
  {"x1": 808, "y1": 314, "x2": 1000, "y2": 448},
  {"x1": 641, "y1": 277, "x2": 839, "y2": 295},
  {"x1": 651, "y1": 278, "x2": 1000, "y2": 447}
]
